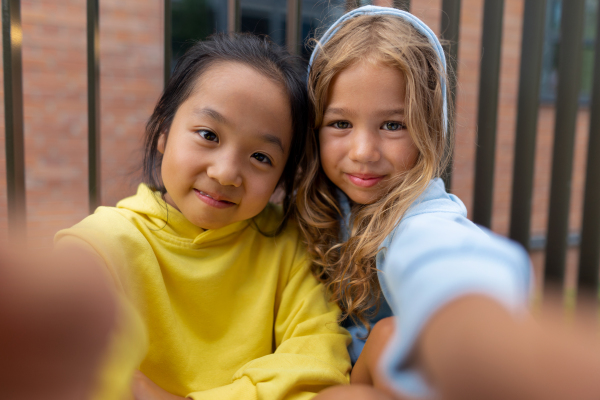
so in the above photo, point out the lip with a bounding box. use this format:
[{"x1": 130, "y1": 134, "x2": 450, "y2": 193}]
[
  {"x1": 194, "y1": 189, "x2": 236, "y2": 209},
  {"x1": 345, "y1": 173, "x2": 385, "y2": 188}
]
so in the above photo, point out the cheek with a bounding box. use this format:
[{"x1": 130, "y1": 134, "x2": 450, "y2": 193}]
[
  {"x1": 252, "y1": 170, "x2": 283, "y2": 202},
  {"x1": 390, "y1": 141, "x2": 419, "y2": 170},
  {"x1": 318, "y1": 132, "x2": 340, "y2": 171}
]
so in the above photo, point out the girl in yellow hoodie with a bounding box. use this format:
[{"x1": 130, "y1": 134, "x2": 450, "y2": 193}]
[{"x1": 54, "y1": 33, "x2": 351, "y2": 400}]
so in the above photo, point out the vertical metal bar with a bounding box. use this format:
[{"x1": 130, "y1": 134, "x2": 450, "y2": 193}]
[
  {"x1": 164, "y1": 0, "x2": 171, "y2": 86},
  {"x1": 577, "y1": 1, "x2": 600, "y2": 294},
  {"x1": 87, "y1": 0, "x2": 100, "y2": 213},
  {"x1": 393, "y1": 0, "x2": 410, "y2": 11},
  {"x1": 286, "y1": 0, "x2": 301, "y2": 55},
  {"x1": 545, "y1": 0, "x2": 586, "y2": 285},
  {"x1": 2, "y1": 0, "x2": 25, "y2": 237},
  {"x1": 472, "y1": 0, "x2": 504, "y2": 228},
  {"x1": 345, "y1": 0, "x2": 360, "y2": 12},
  {"x1": 508, "y1": 0, "x2": 547, "y2": 251},
  {"x1": 228, "y1": 0, "x2": 240, "y2": 33},
  {"x1": 440, "y1": 0, "x2": 461, "y2": 191}
]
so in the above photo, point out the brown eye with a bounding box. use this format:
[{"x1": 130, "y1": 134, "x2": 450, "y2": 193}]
[
  {"x1": 199, "y1": 130, "x2": 218, "y2": 142},
  {"x1": 252, "y1": 152, "x2": 272, "y2": 165},
  {"x1": 333, "y1": 121, "x2": 351, "y2": 129},
  {"x1": 382, "y1": 122, "x2": 405, "y2": 131}
]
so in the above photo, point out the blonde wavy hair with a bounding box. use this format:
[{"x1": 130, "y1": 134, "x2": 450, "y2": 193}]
[{"x1": 295, "y1": 13, "x2": 454, "y2": 329}]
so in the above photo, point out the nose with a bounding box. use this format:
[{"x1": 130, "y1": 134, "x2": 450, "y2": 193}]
[
  {"x1": 206, "y1": 153, "x2": 243, "y2": 187},
  {"x1": 348, "y1": 129, "x2": 381, "y2": 163}
]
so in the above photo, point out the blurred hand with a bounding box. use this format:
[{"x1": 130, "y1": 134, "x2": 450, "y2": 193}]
[
  {"x1": 0, "y1": 244, "x2": 117, "y2": 400},
  {"x1": 132, "y1": 371, "x2": 188, "y2": 400}
]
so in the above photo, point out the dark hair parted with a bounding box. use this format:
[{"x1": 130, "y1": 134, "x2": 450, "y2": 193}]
[{"x1": 142, "y1": 33, "x2": 308, "y2": 233}]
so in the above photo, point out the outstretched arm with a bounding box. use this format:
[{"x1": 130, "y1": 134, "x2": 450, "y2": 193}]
[
  {"x1": 0, "y1": 245, "x2": 117, "y2": 400},
  {"x1": 415, "y1": 294, "x2": 600, "y2": 400},
  {"x1": 350, "y1": 317, "x2": 396, "y2": 391}
]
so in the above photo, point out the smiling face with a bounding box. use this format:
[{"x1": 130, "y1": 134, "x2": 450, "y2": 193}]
[
  {"x1": 158, "y1": 62, "x2": 292, "y2": 230},
  {"x1": 319, "y1": 60, "x2": 419, "y2": 205}
]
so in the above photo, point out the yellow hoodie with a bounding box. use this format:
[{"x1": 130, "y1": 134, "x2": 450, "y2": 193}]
[{"x1": 55, "y1": 184, "x2": 351, "y2": 400}]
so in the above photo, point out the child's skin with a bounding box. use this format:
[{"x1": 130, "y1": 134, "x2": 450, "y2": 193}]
[
  {"x1": 0, "y1": 246, "x2": 116, "y2": 400},
  {"x1": 318, "y1": 295, "x2": 600, "y2": 400},
  {"x1": 311, "y1": 51, "x2": 600, "y2": 400},
  {"x1": 318, "y1": 60, "x2": 417, "y2": 206},
  {"x1": 157, "y1": 62, "x2": 292, "y2": 231}
]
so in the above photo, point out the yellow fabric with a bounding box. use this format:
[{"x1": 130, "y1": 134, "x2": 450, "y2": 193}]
[
  {"x1": 55, "y1": 184, "x2": 351, "y2": 400},
  {"x1": 89, "y1": 291, "x2": 147, "y2": 400}
]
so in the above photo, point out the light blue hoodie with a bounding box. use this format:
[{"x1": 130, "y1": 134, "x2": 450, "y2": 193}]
[{"x1": 338, "y1": 179, "x2": 531, "y2": 397}]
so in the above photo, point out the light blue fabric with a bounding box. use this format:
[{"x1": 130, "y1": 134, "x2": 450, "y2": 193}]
[
  {"x1": 307, "y1": 5, "x2": 448, "y2": 134},
  {"x1": 374, "y1": 179, "x2": 532, "y2": 397},
  {"x1": 338, "y1": 180, "x2": 531, "y2": 388}
]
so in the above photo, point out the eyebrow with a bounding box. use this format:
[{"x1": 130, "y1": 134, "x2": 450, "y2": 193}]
[
  {"x1": 323, "y1": 107, "x2": 357, "y2": 118},
  {"x1": 261, "y1": 133, "x2": 285, "y2": 154},
  {"x1": 194, "y1": 107, "x2": 227, "y2": 124},
  {"x1": 324, "y1": 107, "x2": 405, "y2": 118}
]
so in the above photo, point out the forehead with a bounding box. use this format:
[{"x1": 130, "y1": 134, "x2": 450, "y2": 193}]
[
  {"x1": 177, "y1": 62, "x2": 293, "y2": 148},
  {"x1": 326, "y1": 60, "x2": 406, "y2": 107}
]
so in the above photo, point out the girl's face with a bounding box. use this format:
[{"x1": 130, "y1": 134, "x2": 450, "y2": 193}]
[
  {"x1": 319, "y1": 60, "x2": 419, "y2": 205},
  {"x1": 158, "y1": 62, "x2": 292, "y2": 230}
]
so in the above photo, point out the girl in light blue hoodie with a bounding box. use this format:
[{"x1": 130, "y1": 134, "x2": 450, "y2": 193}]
[{"x1": 296, "y1": 6, "x2": 600, "y2": 400}]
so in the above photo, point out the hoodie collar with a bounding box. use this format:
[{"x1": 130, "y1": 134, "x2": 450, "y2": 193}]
[{"x1": 117, "y1": 184, "x2": 250, "y2": 245}]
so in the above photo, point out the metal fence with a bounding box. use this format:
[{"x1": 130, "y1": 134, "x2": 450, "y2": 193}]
[{"x1": 3, "y1": 0, "x2": 600, "y2": 297}]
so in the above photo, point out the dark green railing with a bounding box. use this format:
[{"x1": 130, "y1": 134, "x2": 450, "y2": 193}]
[
  {"x1": 87, "y1": 0, "x2": 100, "y2": 214},
  {"x1": 472, "y1": 0, "x2": 504, "y2": 228},
  {"x1": 509, "y1": 0, "x2": 547, "y2": 253},
  {"x1": 2, "y1": 0, "x2": 25, "y2": 239},
  {"x1": 545, "y1": 0, "x2": 587, "y2": 286},
  {"x1": 3, "y1": 0, "x2": 599, "y2": 297}
]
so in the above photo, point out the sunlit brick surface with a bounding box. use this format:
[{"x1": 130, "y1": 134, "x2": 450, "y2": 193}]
[
  {"x1": 0, "y1": 0, "x2": 589, "y2": 284},
  {"x1": 0, "y1": 0, "x2": 163, "y2": 248}
]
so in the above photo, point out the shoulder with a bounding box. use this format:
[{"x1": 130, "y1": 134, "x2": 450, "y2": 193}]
[
  {"x1": 252, "y1": 202, "x2": 308, "y2": 265},
  {"x1": 403, "y1": 178, "x2": 467, "y2": 220},
  {"x1": 54, "y1": 206, "x2": 148, "y2": 253},
  {"x1": 380, "y1": 179, "x2": 478, "y2": 251},
  {"x1": 254, "y1": 203, "x2": 303, "y2": 243}
]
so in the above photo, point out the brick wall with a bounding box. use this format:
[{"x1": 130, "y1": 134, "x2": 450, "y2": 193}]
[
  {"x1": 0, "y1": 0, "x2": 592, "y2": 285},
  {"x1": 0, "y1": 0, "x2": 163, "y2": 248},
  {"x1": 411, "y1": 0, "x2": 591, "y2": 288}
]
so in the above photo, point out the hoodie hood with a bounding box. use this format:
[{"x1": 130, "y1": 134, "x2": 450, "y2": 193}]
[
  {"x1": 116, "y1": 184, "x2": 250, "y2": 245},
  {"x1": 308, "y1": 5, "x2": 448, "y2": 134}
]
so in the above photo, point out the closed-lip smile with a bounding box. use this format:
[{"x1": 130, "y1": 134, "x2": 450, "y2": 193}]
[
  {"x1": 194, "y1": 189, "x2": 236, "y2": 209},
  {"x1": 345, "y1": 173, "x2": 385, "y2": 188}
]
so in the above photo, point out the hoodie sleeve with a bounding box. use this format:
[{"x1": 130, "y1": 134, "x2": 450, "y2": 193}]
[
  {"x1": 54, "y1": 236, "x2": 148, "y2": 400},
  {"x1": 378, "y1": 211, "x2": 532, "y2": 398},
  {"x1": 187, "y1": 255, "x2": 352, "y2": 400}
]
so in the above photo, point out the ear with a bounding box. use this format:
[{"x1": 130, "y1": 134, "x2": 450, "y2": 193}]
[{"x1": 157, "y1": 133, "x2": 166, "y2": 154}]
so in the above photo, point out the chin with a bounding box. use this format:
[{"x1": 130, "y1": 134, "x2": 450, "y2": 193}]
[
  {"x1": 191, "y1": 217, "x2": 230, "y2": 230},
  {"x1": 347, "y1": 191, "x2": 381, "y2": 205}
]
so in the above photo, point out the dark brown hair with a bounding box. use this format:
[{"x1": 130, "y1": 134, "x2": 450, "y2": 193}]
[{"x1": 143, "y1": 33, "x2": 309, "y2": 234}]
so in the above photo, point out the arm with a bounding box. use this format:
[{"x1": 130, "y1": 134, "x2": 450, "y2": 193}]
[
  {"x1": 417, "y1": 294, "x2": 600, "y2": 400},
  {"x1": 0, "y1": 245, "x2": 116, "y2": 400},
  {"x1": 350, "y1": 317, "x2": 395, "y2": 391},
  {"x1": 377, "y1": 213, "x2": 532, "y2": 397},
  {"x1": 186, "y1": 257, "x2": 351, "y2": 400}
]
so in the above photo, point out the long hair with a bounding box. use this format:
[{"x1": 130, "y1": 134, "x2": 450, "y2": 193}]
[
  {"x1": 295, "y1": 14, "x2": 454, "y2": 327},
  {"x1": 143, "y1": 33, "x2": 308, "y2": 234}
]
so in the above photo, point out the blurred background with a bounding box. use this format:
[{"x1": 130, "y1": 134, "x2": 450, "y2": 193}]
[{"x1": 0, "y1": 0, "x2": 598, "y2": 294}]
